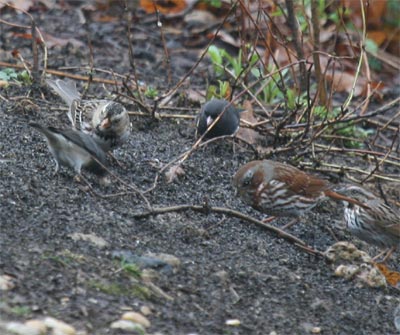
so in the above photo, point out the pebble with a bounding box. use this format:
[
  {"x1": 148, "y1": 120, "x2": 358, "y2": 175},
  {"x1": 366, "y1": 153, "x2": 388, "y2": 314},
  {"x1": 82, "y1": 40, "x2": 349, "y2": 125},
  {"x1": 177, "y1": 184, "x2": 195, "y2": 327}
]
[
  {"x1": 6, "y1": 322, "x2": 42, "y2": 335},
  {"x1": 0, "y1": 274, "x2": 15, "y2": 290},
  {"x1": 140, "y1": 305, "x2": 152, "y2": 316},
  {"x1": 110, "y1": 320, "x2": 145, "y2": 332},
  {"x1": 24, "y1": 320, "x2": 47, "y2": 334},
  {"x1": 122, "y1": 311, "x2": 151, "y2": 328},
  {"x1": 145, "y1": 252, "x2": 181, "y2": 268},
  {"x1": 225, "y1": 319, "x2": 240, "y2": 326},
  {"x1": 44, "y1": 317, "x2": 76, "y2": 335},
  {"x1": 69, "y1": 233, "x2": 109, "y2": 248}
]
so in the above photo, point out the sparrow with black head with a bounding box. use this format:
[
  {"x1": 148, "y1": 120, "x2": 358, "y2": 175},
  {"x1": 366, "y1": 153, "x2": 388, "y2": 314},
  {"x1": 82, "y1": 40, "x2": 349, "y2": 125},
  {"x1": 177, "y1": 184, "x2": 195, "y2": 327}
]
[{"x1": 196, "y1": 98, "x2": 242, "y2": 140}]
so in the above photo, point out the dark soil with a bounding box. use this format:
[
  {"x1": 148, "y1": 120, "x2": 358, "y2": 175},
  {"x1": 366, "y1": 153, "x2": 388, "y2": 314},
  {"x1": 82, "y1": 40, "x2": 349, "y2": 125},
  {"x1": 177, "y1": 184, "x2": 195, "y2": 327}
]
[{"x1": 1, "y1": 3, "x2": 399, "y2": 335}]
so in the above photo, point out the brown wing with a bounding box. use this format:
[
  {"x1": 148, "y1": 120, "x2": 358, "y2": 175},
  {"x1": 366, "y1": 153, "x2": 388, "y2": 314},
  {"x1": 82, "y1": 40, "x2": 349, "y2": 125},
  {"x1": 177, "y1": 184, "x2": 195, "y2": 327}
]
[{"x1": 277, "y1": 163, "x2": 329, "y2": 198}]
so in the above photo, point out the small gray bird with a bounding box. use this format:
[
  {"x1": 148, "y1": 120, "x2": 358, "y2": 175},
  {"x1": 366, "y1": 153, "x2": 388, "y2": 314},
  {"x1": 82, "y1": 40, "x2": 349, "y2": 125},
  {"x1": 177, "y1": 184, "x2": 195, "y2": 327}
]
[
  {"x1": 29, "y1": 122, "x2": 108, "y2": 178},
  {"x1": 196, "y1": 98, "x2": 242, "y2": 140},
  {"x1": 46, "y1": 79, "x2": 130, "y2": 152}
]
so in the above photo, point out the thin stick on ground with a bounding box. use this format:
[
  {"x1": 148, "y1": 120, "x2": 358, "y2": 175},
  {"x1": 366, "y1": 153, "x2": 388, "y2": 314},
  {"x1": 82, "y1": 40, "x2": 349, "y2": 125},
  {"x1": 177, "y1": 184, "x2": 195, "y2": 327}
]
[{"x1": 131, "y1": 204, "x2": 325, "y2": 257}]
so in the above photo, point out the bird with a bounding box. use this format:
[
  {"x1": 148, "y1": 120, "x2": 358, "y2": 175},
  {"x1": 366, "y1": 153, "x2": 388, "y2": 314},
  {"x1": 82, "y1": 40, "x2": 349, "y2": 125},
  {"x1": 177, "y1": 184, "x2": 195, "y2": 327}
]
[
  {"x1": 196, "y1": 98, "x2": 242, "y2": 139},
  {"x1": 342, "y1": 186, "x2": 400, "y2": 262},
  {"x1": 233, "y1": 160, "x2": 367, "y2": 219},
  {"x1": 46, "y1": 79, "x2": 130, "y2": 152},
  {"x1": 29, "y1": 122, "x2": 108, "y2": 180}
]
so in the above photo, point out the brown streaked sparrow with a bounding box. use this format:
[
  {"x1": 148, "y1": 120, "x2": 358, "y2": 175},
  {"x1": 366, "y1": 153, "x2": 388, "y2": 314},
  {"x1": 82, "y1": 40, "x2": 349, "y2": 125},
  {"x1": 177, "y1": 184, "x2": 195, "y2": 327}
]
[
  {"x1": 342, "y1": 186, "x2": 400, "y2": 262},
  {"x1": 46, "y1": 79, "x2": 130, "y2": 152},
  {"x1": 233, "y1": 160, "x2": 367, "y2": 218},
  {"x1": 29, "y1": 122, "x2": 108, "y2": 178},
  {"x1": 196, "y1": 98, "x2": 242, "y2": 139}
]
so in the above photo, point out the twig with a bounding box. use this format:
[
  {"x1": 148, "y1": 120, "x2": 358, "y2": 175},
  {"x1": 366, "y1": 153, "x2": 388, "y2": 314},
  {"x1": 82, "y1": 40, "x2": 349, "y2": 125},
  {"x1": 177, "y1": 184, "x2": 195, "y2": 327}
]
[
  {"x1": 342, "y1": 0, "x2": 367, "y2": 110},
  {"x1": 131, "y1": 204, "x2": 324, "y2": 256},
  {"x1": 0, "y1": 61, "x2": 134, "y2": 86},
  {"x1": 153, "y1": 2, "x2": 172, "y2": 85},
  {"x1": 311, "y1": 0, "x2": 327, "y2": 106},
  {"x1": 284, "y1": 0, "x2": 307, "y2": 91}
]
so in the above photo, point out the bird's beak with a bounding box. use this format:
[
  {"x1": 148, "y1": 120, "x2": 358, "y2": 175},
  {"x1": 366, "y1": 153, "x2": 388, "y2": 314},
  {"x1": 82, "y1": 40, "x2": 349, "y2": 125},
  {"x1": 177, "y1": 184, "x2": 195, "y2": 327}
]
[
  {"x1": 100, "y1": 117, "x2": 111, "y2": 129},
  {"x1": 206, "y1": 116, "x2": 213, "y2": 126}
]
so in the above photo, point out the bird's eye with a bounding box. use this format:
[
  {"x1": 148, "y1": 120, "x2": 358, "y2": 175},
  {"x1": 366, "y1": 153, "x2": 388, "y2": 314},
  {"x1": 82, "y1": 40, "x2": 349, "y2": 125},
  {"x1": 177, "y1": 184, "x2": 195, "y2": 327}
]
[{"x1": 242, "y1": 175, "x2": 252, "y2": 187}]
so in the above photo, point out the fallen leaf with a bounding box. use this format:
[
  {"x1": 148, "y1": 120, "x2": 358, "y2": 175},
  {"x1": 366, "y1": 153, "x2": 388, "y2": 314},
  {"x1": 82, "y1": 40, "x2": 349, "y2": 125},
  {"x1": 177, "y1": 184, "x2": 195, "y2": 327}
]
[
  {"x1": 140, "y1": 0, "x2": 188, "y2": 14},
  {"x1": 0, "y1": 0, "x2": 34, "y2": 11},
  {"x1": 236, "y1": 100, "x2": 262, "y2": 144},
  {"x1": 375, "y1": 263, "x2": 400, "y2": 287},
  {"x1": 325, "y1": 71, "x2": 366, "y2": 97}
]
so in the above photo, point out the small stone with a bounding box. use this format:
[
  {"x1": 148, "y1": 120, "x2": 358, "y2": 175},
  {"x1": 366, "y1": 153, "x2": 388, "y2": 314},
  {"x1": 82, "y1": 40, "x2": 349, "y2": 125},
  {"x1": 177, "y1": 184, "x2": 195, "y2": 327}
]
[
  {"x1": 145, "y1": 252, "x2": 181, "y2": 268},
  {"x1": 24, "y1": 320, "x2": 47, "y2": 334},
  {"x1": 121, "y1": 311, "x2": 151, "y2": 328},
  {"x1": 225, "y1": 319, "x2": 240, "y2": 326},
  {"x1": 214, "y1": 270, "x2": 229, "y2": 282},
  {"x1": 44, "y1": 317, "x2": 76, "y2": 335},
  {"x1": 110, "y1": 320, "x2": 145, "y2": 332},
  {"x1": 0, "y1": 274, "x2": 15, "y2": 290},
  {"x1": 301, "y1": 322, "x2": 318, "y2": 333},
  {"x1": 7, "y1": 322, "x2": 41, "y2": 335},
  {"x1": 140, "y1": 305, "x2": 152, "y2": 316},
  {"x1": 69, "y1": 233, "x2": 109, "y2": 248},
  {"x1": 312, "y1": 326, "x2": 322, "y2": 333}
]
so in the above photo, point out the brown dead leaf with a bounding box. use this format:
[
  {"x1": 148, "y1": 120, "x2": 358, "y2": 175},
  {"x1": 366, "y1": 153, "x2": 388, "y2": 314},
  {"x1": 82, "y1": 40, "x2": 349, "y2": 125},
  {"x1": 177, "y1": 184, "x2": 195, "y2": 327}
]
[
  {"x1": 375, "y1": 263, "x2": 400, "y2": 287},
  {"x1": 342, "y1": 0, "x2": 386, "y2": 29},
  {"x1": 236, "y1": 100, "x2": 263, "y2": 145},
  {"x1": 325, "y1": 71, "x2": 366, "y2": 97},
  {"x1": 140, "y1": 0, "x2": 188, "y2": 14},
  {"x1": 186, "y1": 89, "x2": 206, "y2": 104},
  {"x1": 367, "y1": 31, "x2": 388, "y2": 47},
  {"x1": 0, "y1": 0, "x2": 33, "y2": 11},
  {"x1": 165, "y1": 164, "x2": 185, "y2": 183}
]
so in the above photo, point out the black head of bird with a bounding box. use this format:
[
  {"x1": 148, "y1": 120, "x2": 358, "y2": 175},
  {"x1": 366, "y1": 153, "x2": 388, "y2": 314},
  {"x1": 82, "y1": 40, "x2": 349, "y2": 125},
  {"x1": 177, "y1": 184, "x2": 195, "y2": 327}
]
[{"x1": 196, "y1": 98, "x2": 242, "y2": 139}]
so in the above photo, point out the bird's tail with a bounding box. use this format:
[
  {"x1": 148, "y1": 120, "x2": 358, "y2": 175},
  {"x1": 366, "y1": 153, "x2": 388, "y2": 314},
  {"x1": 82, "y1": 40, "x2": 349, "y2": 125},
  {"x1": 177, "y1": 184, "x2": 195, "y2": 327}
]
[
  {"x1": 325, "y1": 189, "x2": 370, "y2": 209},
  {"x1": 29, "y1": 122, "x2": 47, "y2": 133},
  {"x1": 46, "y1": 79, "x2": 80, "y2": 107},
  {"x1": 29, "y1": 122, "x2": 60, "y2": 142}
]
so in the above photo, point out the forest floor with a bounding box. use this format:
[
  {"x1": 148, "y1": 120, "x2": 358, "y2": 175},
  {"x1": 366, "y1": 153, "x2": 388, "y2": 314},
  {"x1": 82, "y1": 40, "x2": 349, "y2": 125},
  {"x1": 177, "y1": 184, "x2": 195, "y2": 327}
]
[{"x1": 1, "y1": 2, "x2": 399, "y2": 335}]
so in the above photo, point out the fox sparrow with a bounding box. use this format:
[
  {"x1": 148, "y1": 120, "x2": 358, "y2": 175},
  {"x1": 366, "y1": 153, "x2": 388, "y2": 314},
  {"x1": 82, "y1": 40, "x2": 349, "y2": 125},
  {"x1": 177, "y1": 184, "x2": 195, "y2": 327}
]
[{"x1": 233, "y1": 160, "x2": 366, "y2": 217}]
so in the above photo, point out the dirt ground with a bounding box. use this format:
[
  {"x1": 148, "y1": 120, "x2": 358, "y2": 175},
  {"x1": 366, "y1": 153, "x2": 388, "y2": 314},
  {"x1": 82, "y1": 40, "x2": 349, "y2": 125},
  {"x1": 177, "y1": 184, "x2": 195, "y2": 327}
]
[{"x1": 1, "y1": 3, "x2": 399, "y2": 335}]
